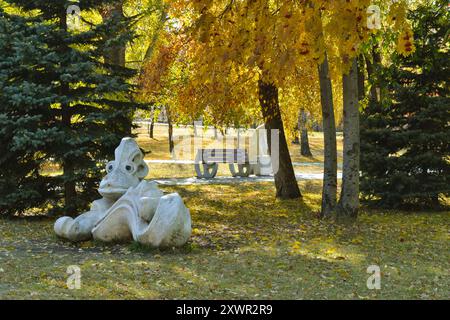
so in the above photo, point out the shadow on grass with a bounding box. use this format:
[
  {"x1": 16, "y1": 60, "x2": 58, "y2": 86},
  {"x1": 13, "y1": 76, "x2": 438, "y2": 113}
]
[{"x1": 159, "y1": 183, "x2": 318, "y2": 251}]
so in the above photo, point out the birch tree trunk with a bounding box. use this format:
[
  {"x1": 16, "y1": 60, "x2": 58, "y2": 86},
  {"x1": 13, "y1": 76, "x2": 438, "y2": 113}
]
[
  {"x1": 318, "y1": 53, "x2": 337, "y2": 217},
  {"x1": 337, "y1": 58, "x2": 360, "y2": 219}
]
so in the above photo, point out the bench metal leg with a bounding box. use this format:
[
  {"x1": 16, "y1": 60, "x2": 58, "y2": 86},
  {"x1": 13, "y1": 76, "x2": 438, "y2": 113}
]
[
  {"x1": 228, "y1": 164, "x2": 251, "y2": 177},
  {"x1": 195, "y1": 163, "x2": 218, "y2": 179}
]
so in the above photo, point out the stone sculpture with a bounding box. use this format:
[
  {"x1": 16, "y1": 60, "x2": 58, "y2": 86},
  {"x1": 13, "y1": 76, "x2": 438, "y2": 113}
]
[{"x1": 54, "y1": 137, "x2": 191, "y2": 247}]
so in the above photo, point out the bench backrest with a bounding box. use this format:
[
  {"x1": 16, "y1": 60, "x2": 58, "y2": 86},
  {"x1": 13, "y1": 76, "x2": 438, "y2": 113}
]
[{"x1": 196, "y1": 149, "x2": 249, "y2": 164}]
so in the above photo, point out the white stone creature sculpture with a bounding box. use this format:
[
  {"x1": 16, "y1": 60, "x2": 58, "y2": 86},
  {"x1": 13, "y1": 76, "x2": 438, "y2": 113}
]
[{"x1": 54, "y1": 138, "x2": 191, "y2": 247}]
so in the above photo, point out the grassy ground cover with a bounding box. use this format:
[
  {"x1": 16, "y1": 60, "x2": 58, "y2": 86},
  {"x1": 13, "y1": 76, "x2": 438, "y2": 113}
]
[{"x1": 0, "y1": 181, "x2": 448, "y2": 299}]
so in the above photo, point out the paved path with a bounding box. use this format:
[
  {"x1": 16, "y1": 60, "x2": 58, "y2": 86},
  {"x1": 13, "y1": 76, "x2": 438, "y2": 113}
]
[
  {"x1": 42, "y1": 158, "x2": 334, "y2": 187},
  {"x1": 146, "y1": 159, "x2": 342, "y2": 186},
  {"x1": 154, "y1": 172, "x2": 342, "y2": 186},
  {"x1": 145, "y1": 159, "x2": 342, "y2": 168}
]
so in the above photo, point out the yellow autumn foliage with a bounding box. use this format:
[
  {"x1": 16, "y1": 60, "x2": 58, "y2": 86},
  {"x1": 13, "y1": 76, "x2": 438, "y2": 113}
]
[{"x1": 138, "y1": 0, "x2": 414, "y2": 129}]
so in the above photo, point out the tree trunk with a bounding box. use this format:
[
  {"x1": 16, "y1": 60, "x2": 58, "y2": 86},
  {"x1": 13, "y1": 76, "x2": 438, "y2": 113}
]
[
  {"x1": 357, "y1": 54, "x2": 365, "y2": 102},
  {"x1": 258, "y1": 79, "x2": 301, "y2": 199},
  {"x1": 148, "y1": 118, "x2": 154, "y2": 139},
  {"x1": 143, "y1": 1, "x2": 167, "y2": 61},
  {"x1": 167, "y1": 107, "x2": 174, "y2": 154},
  {"x1": 365, "y1": 54, "x2": 376, "y2": 102},
  {"x1": 62, "y1": 108, "x2": 77, "y2": 216},
  {"x1": 337, "y1": 58, "x2": 360, "y2": 219},
  {"x1": 299, "y1": 109, "x2": 313, "y2": 157},
  {"x1": 365, "y1": 43, "x2": 382, "y2": 103},
  {"x1": 213, "y1": 127, "x2": 218, "y2": 140},
  {"x1": 292, "y1": 112, "x2": 300, "y2": 144},
  {"x1": 148, "y1": 107, "x2": 155, "y2": 138},
  {"x1": 237, "y1": 128, "x2": 240, "y2": 146},
  {"x1": 372, "y1": 45, "x2": 383, "y2": 102},
  {"x1": 318, "y1": 53, "x2": 338, "y2": 217},
  {"x1": 100, "y1": 2, "x2": 132, "y2": 135},
  {"x1": 59, "y1": 9, "x2": 77, "y2": 216},
  {"x1": 100, "y1": 2, "x2": 126, "y2": 67}
]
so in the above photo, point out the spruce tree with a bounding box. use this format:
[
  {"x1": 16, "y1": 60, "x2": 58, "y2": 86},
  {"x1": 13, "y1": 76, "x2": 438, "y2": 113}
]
[
  {"x1": 360, "y1": 1, "x2": 449, "y2": 209},
  {"x1": 0, "y1": 1, "x2": 138, "y2": 216}
]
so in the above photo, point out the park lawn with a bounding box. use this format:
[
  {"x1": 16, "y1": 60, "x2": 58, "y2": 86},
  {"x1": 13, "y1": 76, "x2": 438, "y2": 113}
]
[{"x1": 0, "y1": 181, "x2": 448, "y2": 300}]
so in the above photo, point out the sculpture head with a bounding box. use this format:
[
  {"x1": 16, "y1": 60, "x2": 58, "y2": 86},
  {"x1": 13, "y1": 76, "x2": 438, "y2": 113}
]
[{"x1": 98, "y1": 138, "x2": 149, "y2": 200}]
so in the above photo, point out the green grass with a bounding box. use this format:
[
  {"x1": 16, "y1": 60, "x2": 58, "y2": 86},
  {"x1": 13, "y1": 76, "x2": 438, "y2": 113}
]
[
  {"x1": 1, "y1": 181, "x2": 448, "y2": 299},
  {"x1": 3, "y1": 124, "x2": 447, "y2": 299}
]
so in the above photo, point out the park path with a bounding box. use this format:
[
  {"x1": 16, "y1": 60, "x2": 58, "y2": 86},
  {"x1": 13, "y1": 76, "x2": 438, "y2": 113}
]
[
  {"x1": 145, "y1": 159, "x2": 342, "y2": 185},
  {"x1": 154, "y1": 172, "x2": 342, "y2": 186},
  {"x1": 145, "y1": 159, "x2": 342, "y2": 167}
]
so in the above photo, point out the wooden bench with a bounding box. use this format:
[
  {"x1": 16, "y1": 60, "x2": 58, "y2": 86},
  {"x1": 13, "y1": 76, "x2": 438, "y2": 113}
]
[{"x1": 194, "y1": 149, "x2": 252, "y2": 179}]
